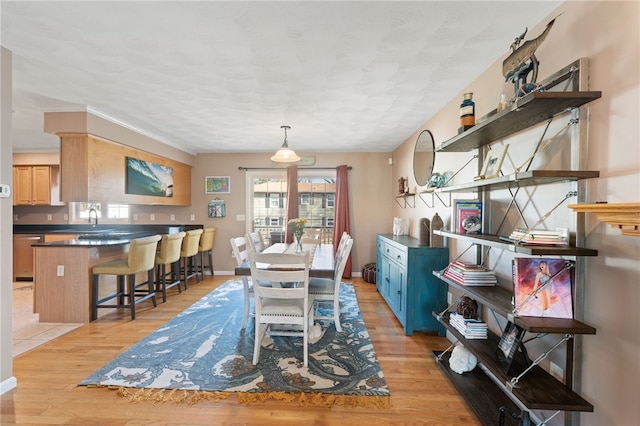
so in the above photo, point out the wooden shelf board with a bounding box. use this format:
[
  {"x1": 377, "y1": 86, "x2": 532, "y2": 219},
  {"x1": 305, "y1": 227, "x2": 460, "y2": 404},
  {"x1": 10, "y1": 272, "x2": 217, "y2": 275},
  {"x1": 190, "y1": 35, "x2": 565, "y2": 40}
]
[
  {"x1": 433, "y1": 351, "x2": 522, "y2": 426},
  {"x1": 434, "y1": 230, "x2": 598, "y2": 256},
  {"x1": 434, "y1": 272, "x2": 596, "y2": 334},
  {"x1": 436, "y1": 91, "x2": 602, "y2": 153},
  {"x1": 434, "y1": 314, "x2": 594, "y2": 412},
  {"x1": 568, "y1": 202, "x2": 640, "y2": 237},
  {"x1": 429, "y1": 170, "x2": 600, "y2": 194}
]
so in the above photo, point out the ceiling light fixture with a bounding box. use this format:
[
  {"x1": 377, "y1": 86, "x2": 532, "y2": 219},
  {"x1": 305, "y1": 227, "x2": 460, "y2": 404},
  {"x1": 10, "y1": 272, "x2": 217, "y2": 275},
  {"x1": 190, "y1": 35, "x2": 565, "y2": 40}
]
[{"x1": 270, "y1": 125, "x2": 301, "y2": 163}]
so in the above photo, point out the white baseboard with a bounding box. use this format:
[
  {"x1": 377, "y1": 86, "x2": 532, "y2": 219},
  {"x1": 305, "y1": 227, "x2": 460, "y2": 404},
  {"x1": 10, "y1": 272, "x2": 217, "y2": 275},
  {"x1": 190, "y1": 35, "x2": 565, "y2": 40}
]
[{"x1": 0, "y1": 376, "x2": 17, "y2": 395}]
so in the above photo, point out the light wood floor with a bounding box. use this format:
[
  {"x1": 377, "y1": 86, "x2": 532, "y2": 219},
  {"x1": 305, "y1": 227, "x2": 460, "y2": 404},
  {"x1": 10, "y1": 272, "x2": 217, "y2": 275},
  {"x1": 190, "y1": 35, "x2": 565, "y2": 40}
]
[{"x1": 1, "y1": 276, "x2": 478, "y2": 425}]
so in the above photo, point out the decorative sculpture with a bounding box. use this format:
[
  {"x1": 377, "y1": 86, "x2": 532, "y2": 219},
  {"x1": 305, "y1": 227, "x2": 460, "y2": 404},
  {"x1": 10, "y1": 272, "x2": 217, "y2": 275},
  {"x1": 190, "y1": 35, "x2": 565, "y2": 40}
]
[{"x1": 502, "y1": 16, "x2": 559, "y2": 98}]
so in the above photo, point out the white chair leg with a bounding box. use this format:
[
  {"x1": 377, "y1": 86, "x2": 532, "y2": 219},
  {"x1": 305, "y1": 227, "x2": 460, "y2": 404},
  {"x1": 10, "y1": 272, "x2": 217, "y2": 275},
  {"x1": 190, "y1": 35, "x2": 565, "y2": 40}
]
[
  {"x1": 241, "y1": 277, "x2": 250, "y2": 330},
  {"x1": 253, "y1": 323, "x2": 266, "y2": 365},
  {"x1": 333, "y1": 295, "x2": 342, "y2": 332}
]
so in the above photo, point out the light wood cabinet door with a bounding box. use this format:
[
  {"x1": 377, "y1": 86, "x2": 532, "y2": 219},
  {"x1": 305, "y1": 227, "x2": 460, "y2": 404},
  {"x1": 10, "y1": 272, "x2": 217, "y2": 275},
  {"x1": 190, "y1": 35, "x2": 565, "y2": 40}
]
[
  {"x1": 13, "y1": 165, "x2": 51, "y2": 205},
  {"x1": 32, "y1": 166, "x2": 51, "y2": 205}
]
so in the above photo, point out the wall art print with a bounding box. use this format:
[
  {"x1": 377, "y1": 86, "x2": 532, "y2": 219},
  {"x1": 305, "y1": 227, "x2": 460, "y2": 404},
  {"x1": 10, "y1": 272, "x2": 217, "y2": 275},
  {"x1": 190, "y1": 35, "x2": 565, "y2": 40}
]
[
  {"x1": 205, "y1": 176, "x2": 230, "y2": 194},
  {"x1": 125, "y1": 157, "x2": 174, "y2": 197}
]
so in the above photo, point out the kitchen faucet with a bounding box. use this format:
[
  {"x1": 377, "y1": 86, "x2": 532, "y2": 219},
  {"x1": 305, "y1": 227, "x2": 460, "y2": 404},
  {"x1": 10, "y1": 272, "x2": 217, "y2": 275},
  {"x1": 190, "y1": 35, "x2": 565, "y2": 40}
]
[{"x1": 88, "y1": 208, "x2": 98, "y2": 227}]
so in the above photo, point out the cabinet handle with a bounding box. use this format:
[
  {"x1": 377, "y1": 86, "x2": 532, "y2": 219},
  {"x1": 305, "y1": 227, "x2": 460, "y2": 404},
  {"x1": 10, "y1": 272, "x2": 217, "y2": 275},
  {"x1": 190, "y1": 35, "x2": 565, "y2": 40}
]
[
  {"x1": 385, "y1": 277, "x2": 389, "y2": 283},
  {"x1": 396, "y1": 255, "x2": 401, "y2": 260}
]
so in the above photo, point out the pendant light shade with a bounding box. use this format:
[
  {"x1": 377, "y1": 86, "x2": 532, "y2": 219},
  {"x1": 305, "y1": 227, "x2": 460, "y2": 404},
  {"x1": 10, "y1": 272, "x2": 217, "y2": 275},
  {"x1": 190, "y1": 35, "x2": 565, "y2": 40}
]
[{"x1": 271, "y1": 125, "x2": 301, "y2": 163}]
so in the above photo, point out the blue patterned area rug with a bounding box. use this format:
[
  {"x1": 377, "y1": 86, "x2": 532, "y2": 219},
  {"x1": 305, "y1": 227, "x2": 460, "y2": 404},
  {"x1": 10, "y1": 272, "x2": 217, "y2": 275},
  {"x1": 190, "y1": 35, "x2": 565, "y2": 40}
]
[{"x1": 80, "y1": 280, "x2": 390, "y2": 407}]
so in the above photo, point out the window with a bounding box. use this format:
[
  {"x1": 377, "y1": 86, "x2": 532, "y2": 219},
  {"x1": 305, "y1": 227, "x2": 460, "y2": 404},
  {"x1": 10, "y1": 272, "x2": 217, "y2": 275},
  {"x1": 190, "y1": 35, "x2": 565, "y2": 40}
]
[
  {"x1": 70, "y1": 202, "x2": 130, "y2": 224},
  {"x1": 326, "y1": 194, "x2": 335, "y2": 208},
  {"x1": 269, "y1": 193, "x2": 280, "y2": 208},
  {"x1": 246, "y1": 170, "x2": 336, "y2": 244}
]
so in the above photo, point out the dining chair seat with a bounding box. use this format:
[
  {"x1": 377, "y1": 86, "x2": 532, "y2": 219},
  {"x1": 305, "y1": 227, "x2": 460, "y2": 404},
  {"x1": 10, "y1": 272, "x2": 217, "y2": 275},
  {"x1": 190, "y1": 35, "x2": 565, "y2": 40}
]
[
  {"x1": 91, "y1": 234, "x2": 161, "y2": 321},
  {"x1": 154, "y1": 231, "x2": 186, "y2": 302}
]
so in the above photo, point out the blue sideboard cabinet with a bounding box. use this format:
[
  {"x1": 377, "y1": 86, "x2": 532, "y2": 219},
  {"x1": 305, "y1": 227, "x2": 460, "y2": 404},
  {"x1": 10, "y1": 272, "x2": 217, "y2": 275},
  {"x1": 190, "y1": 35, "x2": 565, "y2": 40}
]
[{"x1": 376, "y1": 234, "x2": 449, "y2": 336}]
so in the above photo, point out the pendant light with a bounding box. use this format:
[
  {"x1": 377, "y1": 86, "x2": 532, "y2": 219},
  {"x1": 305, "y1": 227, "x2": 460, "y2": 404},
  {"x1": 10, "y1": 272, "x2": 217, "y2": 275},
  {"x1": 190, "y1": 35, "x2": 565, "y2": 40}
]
[{"x1": 270, "y1": 125, "x2": 301, "y2": 163}]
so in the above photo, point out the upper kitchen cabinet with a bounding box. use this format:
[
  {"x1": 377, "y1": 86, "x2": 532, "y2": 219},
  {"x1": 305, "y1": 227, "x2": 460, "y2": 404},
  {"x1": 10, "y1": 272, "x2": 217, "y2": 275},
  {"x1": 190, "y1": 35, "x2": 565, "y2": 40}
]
[
  {"x1": 59, "y1": 134, "x2": 192, "y2": 205},
  {"x1": 13, "y1": 165, "x2": 65, "y2": 206}
]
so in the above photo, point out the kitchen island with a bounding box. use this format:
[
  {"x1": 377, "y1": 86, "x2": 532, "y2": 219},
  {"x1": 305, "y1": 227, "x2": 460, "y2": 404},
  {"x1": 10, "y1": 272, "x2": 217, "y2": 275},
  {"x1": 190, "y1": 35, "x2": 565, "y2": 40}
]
[{"x1": 32, "y1": 233, "x2": 153, "y2": 323}]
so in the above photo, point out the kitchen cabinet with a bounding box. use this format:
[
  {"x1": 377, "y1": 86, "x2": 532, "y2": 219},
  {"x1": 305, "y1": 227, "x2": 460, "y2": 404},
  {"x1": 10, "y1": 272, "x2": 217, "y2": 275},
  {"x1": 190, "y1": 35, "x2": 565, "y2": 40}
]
[
  {"x1": 13, "y1": 165, "x2": 51, "y2": 205},
  {"x1": 376, "y1": 234, "x2": 448, "y2": 336},
  {"x1": 431, "y1": 58, "x2": 599, "y2": 425}
]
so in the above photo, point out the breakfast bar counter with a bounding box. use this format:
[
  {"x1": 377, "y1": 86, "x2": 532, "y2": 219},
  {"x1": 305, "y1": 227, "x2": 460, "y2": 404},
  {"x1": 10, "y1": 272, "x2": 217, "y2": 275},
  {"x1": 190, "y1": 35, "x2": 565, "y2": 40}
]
[{"x1": 32, "y1": 237, "x2": 139, "y2": 323}]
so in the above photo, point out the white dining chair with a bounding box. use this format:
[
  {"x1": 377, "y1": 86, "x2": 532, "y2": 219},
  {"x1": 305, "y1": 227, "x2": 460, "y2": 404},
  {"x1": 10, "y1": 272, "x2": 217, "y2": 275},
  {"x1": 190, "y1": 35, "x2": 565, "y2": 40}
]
[
  {"x1": 230, "y1": 235, "x2": 257, "y2": 331},
  {"x1": 308, "y1": 236, "x2": 353, "y2": 332},
  {"x1": 247, "y1": 230, "x2": 265, "y2": 252},
  {"x1": 248, "y1": 251, "x2": 313, "y2": 367}
]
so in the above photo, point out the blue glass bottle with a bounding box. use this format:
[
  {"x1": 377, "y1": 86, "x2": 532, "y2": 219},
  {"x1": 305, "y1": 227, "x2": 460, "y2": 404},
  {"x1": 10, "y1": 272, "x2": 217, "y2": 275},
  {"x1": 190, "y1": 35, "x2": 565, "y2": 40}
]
[{"x1": 459, "y1": 92, "x2": 475, "y2": 133}]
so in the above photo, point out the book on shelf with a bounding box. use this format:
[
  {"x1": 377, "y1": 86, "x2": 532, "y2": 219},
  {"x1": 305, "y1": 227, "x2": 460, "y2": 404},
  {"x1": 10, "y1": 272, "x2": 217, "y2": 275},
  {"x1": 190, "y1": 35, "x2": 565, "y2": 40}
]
[
  {"x1": 512, "y1": 258, "x2": 574, "y2": 319},
  {"x1": 449, "y1": 312, "x2": 488, "y2": 339},
  {"x1": 443, "y1": 261, "x2": 497, "y2": 286},
  {"x1": 507, "y1": 228, "x2": 569, "y2": 245},
  {"x1": 452, "y1": 199, "x2": 482, "y2": 234}
]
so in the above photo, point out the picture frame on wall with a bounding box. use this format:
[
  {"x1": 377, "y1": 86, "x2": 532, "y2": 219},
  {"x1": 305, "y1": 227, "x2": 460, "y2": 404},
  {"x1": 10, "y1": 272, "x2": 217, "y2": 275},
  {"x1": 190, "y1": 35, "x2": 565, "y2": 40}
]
[
  {"x1": 205, "y1": 176, "x2": 230, "y2": 194},
  {"x1": 477, "y1": 144, "x2": 509, "y2": 180}
]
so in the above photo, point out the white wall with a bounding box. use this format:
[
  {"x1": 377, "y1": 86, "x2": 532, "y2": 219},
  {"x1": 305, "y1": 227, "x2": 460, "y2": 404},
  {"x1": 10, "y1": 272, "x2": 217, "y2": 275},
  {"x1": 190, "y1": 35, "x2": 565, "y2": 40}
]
[
  {"x1": 0, "y1": 47, "x2": 16, "y2": 393},
  {"x1": 392, "y1": 2, "x2": 639, "y2": 425}
]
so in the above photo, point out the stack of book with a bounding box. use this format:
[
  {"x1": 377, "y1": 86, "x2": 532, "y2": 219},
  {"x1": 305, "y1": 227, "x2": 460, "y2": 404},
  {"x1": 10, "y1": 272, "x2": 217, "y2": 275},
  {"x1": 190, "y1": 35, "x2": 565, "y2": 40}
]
[
  {"x1": 507, "y1": 228, "x2": 568, "y2": 245},
  {"x1": 443, "y1": 261, "x2": 497, "y2": 286},
  {"x1": 449, "y1": 312, "x2": 488, "y2": 339}
]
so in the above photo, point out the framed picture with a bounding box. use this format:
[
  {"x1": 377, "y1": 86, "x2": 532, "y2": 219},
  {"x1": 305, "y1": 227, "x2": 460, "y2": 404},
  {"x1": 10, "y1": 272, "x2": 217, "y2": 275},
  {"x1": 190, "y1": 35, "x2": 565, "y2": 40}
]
[
  {"x1": 478, "y1": 144, "x2": 509, "y2": 179},
  {"x1": 512, "y1": 258, "x2": 574, "y2": 319},
  {"x1": 496, "y1": 321, "x2": 528, "y2": 374},
  {"x1": 125, "y1": 157, "x2": 174, "y2": 197},
  {"x1": 205, "y1": 176, "x2": 230, "y2": 194}
]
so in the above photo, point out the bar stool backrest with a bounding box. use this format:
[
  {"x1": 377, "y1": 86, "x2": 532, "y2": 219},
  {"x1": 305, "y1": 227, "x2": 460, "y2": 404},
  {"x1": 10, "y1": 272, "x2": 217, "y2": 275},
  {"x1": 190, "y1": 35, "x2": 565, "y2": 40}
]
[
  {"x1": 181, "y1": 229, "x2": 204, "y2": 257},
  {"x1": 128, "y1": 234, "x2": 162, "y2": 273}
]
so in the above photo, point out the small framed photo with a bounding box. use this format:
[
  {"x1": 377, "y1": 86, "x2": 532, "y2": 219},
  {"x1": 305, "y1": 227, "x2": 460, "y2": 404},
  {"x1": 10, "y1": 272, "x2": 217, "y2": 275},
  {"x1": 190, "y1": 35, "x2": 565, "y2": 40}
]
[
  {"x1": 496, "y1": 321, "x2": 527, "y2": 374},
  {"x1": 478, "y1": 144, "x2": 508, "y2": 179},
  {"x1": 205, "y1": 176, "x2": 230, "y2": 194}
]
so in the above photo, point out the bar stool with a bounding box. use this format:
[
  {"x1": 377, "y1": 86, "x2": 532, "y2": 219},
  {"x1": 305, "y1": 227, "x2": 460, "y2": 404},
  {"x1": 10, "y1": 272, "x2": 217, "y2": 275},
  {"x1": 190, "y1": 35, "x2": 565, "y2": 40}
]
[
  {"x1": 91, "y1": 234, "x2": 161, "y2": 321},
  {"x1": 197, "y1": 227, "x2": 216, "y2": 280},
  {"x1": 155, "y1": 231, "x2": 186, "y2": 303},
  {"x1": 180, "y1": 229, "x2": 203, "y2": 289}
]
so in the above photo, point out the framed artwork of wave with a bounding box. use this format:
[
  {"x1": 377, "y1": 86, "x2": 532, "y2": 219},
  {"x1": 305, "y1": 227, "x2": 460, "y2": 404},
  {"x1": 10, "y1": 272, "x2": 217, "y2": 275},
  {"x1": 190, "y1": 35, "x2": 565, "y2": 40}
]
[{"x1": 125, "y1": 157, "x2": 174, "y2": 197}]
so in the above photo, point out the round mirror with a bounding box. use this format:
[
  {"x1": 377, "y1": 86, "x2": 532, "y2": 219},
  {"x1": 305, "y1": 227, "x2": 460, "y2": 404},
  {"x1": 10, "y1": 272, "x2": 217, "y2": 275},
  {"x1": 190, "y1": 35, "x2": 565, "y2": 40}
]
[{"x1": 413, "y1": 130, "x2": 435, "y2": 187}]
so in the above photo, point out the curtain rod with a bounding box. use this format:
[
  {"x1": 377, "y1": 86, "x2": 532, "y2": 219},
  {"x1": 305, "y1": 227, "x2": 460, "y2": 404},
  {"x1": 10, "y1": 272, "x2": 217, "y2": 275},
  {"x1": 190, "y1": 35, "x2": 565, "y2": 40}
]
[{"x1": 238, "y1": 166, "x2": 352, "y2": 171}]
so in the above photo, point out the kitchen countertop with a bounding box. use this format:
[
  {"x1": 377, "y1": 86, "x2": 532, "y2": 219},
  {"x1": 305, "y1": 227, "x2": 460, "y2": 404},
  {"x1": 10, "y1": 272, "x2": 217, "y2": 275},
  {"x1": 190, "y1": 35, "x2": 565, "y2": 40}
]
[
  {"x1": 14, "y1": 224, "x2": 202, "y2": 234},
  {"x1": 33, "y1": 231, "x2": 156, "y2": 247}
]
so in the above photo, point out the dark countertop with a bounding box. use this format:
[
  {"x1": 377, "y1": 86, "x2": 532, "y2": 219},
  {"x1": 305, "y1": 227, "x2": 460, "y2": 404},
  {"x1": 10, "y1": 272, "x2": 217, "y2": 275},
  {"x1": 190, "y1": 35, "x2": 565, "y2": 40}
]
[
  {"x1": 17, "y1": 224, "x2": 203, "y2": 247},
  {"x1": 33, "y1": 231, "x2": 157, "y2": 247},
  {"x1": 14, "y1": 224, "x2": 202, "y2": 234}
]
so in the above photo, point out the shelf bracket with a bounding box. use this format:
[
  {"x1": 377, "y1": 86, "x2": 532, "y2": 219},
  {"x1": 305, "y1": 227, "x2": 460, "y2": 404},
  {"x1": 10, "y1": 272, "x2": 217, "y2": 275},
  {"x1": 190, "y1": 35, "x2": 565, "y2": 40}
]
[
  {"x1": 507, "y1": 334, "x2": 573, "y2": 388},
  {"x1": 395, "y1": 194, "x2": 415, "y2": 208},
  {"x1": 435, "y1": 343, "x2": 455, "y2": 362},
  {"x1": 418, "y1": 190, "x2": 451, "y2": 208}
]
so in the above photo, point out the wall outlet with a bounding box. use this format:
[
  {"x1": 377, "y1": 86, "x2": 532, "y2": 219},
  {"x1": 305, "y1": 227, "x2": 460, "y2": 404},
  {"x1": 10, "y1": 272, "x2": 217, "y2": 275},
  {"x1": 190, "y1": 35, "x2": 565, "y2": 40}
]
[
  {"x1": 170, "y1": 214, "x2": 175, "y2": 221},
  {"x1": 190, "y1": 214, "x2": 195, "y2": 221},
  {"x1": 13, "y1": 214, "x2": 18, "y2": 221},
  {"x1": 550, "y1": 361, "x2": 563, "y2": 381},
  {"x1": 47, "y1": 214, "x2": 52, "y2": 221},
  {"x1": 133, "y1": 214, "x2": 138, "y2": 221},
  {"x1": 56, "y1": 265, "x2": 64, "y2": 277},
  {"x1": 150, "y1": 214, "x2": 155, "y2": 221},
  {"x1": 63, "y1": 213, "x2": 68, "y2": 221}
]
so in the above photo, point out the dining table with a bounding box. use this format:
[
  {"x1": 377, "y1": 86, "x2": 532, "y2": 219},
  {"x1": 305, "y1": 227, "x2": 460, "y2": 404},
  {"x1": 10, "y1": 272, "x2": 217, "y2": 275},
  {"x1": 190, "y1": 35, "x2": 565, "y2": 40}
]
[{"x1": 234, "y1": 242, "x2": 335, "y2": 279}]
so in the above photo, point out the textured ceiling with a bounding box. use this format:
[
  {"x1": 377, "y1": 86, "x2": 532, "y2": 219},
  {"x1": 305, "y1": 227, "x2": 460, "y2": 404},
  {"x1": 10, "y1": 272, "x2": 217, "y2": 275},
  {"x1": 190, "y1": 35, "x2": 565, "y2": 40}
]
[{"x1": 1, "y1": 1, "x2": 561, "y2": 155}]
